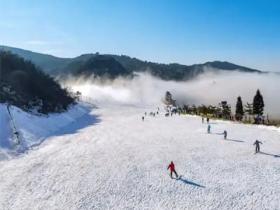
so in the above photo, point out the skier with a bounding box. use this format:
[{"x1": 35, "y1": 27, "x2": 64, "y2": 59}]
[
  {"x1": 253, "y1": 140, "x2": 262, "y2": 153},
  {"x1": 207, "y1": 124, "x2": 211, "y2": 133},
  {"x1": 142, "y1": 116, "x2": 144, "y2": 121},
  {"x1": 223, "y1": 130, "x2": 227, "y2": 139},
  {"x1": 202, "y1": 117, "x2": 204, "y2": 124},
  {"x1": 167, "y1": 161, "x2": 178, "y2": 179},
  {"x1": 207, "y1": 117, "x2": 210, "y2": 123}
]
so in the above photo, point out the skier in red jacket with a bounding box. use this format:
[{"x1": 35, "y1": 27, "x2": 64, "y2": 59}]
[{"x1": 167, "y1": 161, "x2": 178, "y2": 179}]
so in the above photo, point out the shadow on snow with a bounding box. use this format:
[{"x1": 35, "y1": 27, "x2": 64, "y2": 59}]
[
  {"x1": 177, "y1": 177, "x2": 205, "y2": 188},
  {"x1": 258, "y1": 151, "x2": 280, "y2": 158},
  {"x1": 225, "y1": 138, "x2": 244, "y2": 143},
  {"x1": 54, "y1": 113, "x2": 101, "y2": 136},
  {"x1": 209, "y1": 133, "x2": 244, "y2": 143},
  {"x1": 19, "y1": 112, "x2": 102, "y2": 154}
]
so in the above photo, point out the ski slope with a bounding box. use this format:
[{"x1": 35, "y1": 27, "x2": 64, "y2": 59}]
[{"x1": 0, "y1": 105, "x2": 279, "y2": 210}]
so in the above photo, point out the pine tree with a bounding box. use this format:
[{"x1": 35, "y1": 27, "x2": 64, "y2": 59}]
[
  {"x1": 222, "y1": 105, "x2": 231, "y2": 119},
  {"x1": 253, "y1": 89, "x2": 264, "y2": 115},
  {"x1": 164, "y1": 91, "x2": 176, "y2": 106},
  {"x1": 245, "y1": 103, "x2": 253, "y2": 115},
  {"x1": 219, "y1": 101, "x2": 231, "y2": 119},
  {"x1": 235, "y1": 96, "x2": 244, "y2": 121}
]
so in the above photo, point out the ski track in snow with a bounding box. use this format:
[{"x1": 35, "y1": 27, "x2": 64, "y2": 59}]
[{"x1": 0, "y1": 106, "x2": 280, "y2": 210}]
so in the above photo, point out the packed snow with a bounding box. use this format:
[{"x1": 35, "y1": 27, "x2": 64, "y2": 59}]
[
  {"x1": 0, "y1": 104, "x2": 279, "y2": 210},
  {"x1": 0, "y1": 103, "x2": 93, "y2": 160},
  {"x1": 0, "y1": 104, "x2": 14, "y2": 159}
]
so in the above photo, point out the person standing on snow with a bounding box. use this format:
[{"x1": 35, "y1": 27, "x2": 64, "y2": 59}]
[
  {"x1": 202, "y1": 117, "x2": 204, "y2": 124},
  {"x1": 207, "y1": 124, "x2": 211, "y2": 133},
  {"x1": 253, "y1": 140, "x2": 262, "y2": 153},
  {"x1": 142, "y1": 116, "x2": 144, "y2": 121},
  {"x1": 167, "y1": 161, "x2": 178, "y2": 179},
  {"x1": 223, "y1": 130, "x2": 227, "y2": 139}
]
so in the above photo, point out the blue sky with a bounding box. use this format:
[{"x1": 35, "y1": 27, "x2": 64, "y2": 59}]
[{"x1": 0, "y1": 0, "x2": 279, "y2": 71}]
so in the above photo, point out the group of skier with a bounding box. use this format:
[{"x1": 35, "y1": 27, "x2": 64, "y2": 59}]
[
  {"x1": 202, "y1": 117, "x2": 210, "y2": 124},
  {"x1": 204, "y1": 116, "x2": 263, "y2": 154},
  {"x1": 142, "y1": 108, "x2": 160, "y2": 121},
  {"x1": 168, "y1": 140, "x2": 263, "y2": 180},
  {"x1": 161, "y1": 112, "x2": 267, "y2": 179}
]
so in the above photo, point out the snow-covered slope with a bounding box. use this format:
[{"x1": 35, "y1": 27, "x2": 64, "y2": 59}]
[
  {"x1": 0, "y1": 105, "x2": 279, "y2": 209},
  {"x1": 0, "y1": 103, "x2": 93, "y2": 160},
  {"x1": 0, "y1": 105, "x2": 14, "y2": 159}
]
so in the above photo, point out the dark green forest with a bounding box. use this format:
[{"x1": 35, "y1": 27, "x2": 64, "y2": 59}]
[{"x1": 0, "y1": 51, "x2": 74, "y2": 114}]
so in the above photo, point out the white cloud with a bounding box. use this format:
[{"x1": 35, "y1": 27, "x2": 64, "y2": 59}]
[{"x1": 64, "y1": 71, "x2": 280, "y2": 119}]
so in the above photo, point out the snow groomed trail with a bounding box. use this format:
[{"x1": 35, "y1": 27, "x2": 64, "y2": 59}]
[{"x1": 0, "y1": 106, "x2": 279, "y2": 210}]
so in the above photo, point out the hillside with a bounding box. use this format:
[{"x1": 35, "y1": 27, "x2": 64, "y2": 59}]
[
  {"x1": 0, "y1": 45, "x2": 261, "y2": 81},
  {"x1": 59, "y1": 54, "x2": 132, "y2": 79},
  {"x1": 0, "y1": 51, "x2": 74, "y2": 113},
  {"x1": 0, "y1": 45, "x2": 71, "y2": 73},
  {"x1": 111, "y1": 55, "x2": 261, "y2": 80}
]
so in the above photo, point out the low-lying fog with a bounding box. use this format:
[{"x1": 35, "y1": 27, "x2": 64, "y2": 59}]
[{"x1": 64, "y1": 70, "x2": 280, "y2": 119}]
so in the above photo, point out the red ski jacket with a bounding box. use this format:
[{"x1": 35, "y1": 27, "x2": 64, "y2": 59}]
[{"x1": 168, "y1": 162, "x2": 175, "y2": 171}]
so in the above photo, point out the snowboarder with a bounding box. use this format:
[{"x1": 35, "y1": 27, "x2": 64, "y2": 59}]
[
  {"x1": 207, "y1": 124, "x2": 211, "y2": 133},
  {"x1": 167, "y1": 161, "x2": 178, "y2": 179},
  {"x1": 223, "y1": 130, "x2": 227, "y2": 139},
  {"x1": 253, "y1": 140, "x2": 262, "y2": 153}
]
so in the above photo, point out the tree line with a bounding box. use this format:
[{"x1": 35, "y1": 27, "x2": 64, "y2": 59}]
[{"x1": 172, "y1": 89, "x2": 265, "y2": 124}]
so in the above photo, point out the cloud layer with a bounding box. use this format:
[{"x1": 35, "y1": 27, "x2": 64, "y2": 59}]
[{"x1": 65, "y1": 71, "x2": 280, "y2": 118}]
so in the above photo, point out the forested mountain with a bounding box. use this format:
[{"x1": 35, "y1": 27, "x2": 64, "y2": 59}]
[
  {"x1": 0, "y1": 45, "x2": 261, "y2": 81},
  {"x1": 58, "y1": 54, "x2": 132, "y2": 79},
  {"x1": 111, "y1": 55, "x2": 261, "y2": 80},
  {"x1": 0, "y1": 51, "x2": 74, "y2": 113}
]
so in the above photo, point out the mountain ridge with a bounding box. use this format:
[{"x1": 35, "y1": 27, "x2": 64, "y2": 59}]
[{"x1": 0, "y1": 45, "x2": 262, "y2": 81}]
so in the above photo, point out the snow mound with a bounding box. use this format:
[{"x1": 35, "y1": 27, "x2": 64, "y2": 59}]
[{"x1": 0, "y1": 103, "x2": 94, "y2": 159}]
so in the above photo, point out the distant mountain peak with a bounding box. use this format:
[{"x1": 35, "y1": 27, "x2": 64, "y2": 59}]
[{"x1": 0, "y1": 45, "x2": 262, "y2": 80}]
